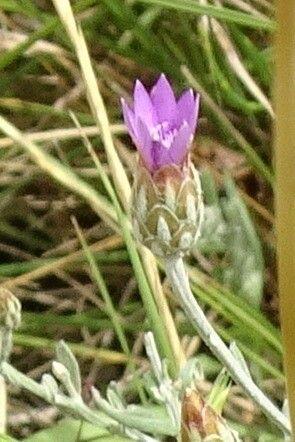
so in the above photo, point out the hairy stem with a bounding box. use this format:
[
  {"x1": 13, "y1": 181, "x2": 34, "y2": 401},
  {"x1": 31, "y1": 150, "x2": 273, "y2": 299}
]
[
  {"x1": 165, "y1": 254, "x2": 291, "y2": 436},
  {"x1": 0, "y1": 361, "x2": 113, "y2": 428}
]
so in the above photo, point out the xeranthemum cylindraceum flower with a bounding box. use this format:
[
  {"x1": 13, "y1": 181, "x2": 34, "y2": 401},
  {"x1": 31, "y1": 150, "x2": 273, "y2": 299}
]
[
  {"x1": 121, "y1": 73, "x2": 200, "y2": 172},
  {"x1": 121, "y1": 74, "x2": 204, "y2": 257}
]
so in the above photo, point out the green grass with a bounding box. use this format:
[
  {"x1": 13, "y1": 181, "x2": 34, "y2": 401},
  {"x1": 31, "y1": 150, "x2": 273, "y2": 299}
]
[{"x1": 0, "y1": 0, "x2": 282, "y2": 440}]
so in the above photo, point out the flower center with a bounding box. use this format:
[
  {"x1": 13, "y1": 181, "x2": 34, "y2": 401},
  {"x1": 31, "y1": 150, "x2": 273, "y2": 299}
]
[{"x1": 150, "y1": 121, "x2": 177, "y2": 149}]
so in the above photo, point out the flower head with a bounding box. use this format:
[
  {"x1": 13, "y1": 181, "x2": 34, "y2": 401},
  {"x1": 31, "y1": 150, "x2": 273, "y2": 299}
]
[
  {"x1": 0, "y1": 288, "x2": 21, "y2": 330},
  {"x1": 121, "y1": 74, "x2": 200, "y2": 173},
  {"x1": 124, "y1": 74, "x2": 203, "y2": 257}
]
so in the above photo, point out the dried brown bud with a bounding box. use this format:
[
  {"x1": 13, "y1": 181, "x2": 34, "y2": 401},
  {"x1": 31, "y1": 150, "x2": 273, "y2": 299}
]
[
  {"x1": 132, "y1": 159, "x2": 203, "y2": 257},
  {"x1": 181, "y1": 388, "x2": 218, "y2": 441},
  {"x1": 181, "y1": 388, "x2": 240, "y2": 442}
]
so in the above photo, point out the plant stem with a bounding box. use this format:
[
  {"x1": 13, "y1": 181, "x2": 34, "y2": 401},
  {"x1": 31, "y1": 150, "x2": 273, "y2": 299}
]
[
  {"x1": 165, "y1": 254, "x2": 291, "y2": 436},
  {"x1": 0, "y1": 362, "x2": 113, "y2": 428},
  {"x1": 13, "y1": 334, "x2": 132, "y2": 365}
]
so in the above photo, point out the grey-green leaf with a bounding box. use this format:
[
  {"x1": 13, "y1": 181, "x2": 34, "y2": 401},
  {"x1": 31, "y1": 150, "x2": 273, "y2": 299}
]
[{"x1": 55, "y1": 340, "x2": 81, "y2": 394}]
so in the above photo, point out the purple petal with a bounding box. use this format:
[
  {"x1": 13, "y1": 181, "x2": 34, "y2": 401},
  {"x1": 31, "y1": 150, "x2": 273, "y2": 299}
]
[
  {"x1": 150, "y1": 74, "x2": 176, "y2": 124},
  {"x1": 121, "y1": 98, "x2": 137, "y2": 140},
  {"x1": 135, "y1": 118, "x2": 154, "y2": 171},
  {"x1": 175, "y1": 89, "x2": 194, "y2": 127},
  {"x1": 176, "y1": 90, "x2": 200, "y2": 133},
  {"x1": 169, "y1": 122, "x2": 192, "y2": 164},
  {"x1": 152, "y1": 144, "x2": 173, "y2": 170},
  {"x1": 134, "y1": 80, "x2": 156, "y2": 130}
]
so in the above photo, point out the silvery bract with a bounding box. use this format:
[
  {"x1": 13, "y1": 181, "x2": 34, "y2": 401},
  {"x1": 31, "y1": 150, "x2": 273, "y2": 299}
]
[{"x1": 121, "y1": 74, "x2": 203, "y2": 256}]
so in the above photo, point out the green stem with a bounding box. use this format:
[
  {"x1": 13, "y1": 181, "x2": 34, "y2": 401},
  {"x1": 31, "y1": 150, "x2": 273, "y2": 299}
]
[{"x1": 13, "y1": 334, "x2": 133, "y2": 365}]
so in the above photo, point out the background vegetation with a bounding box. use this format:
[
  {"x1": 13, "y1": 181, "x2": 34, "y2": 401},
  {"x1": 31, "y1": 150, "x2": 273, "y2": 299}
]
[{"x1": 0, "y1": 0, "x2": 283, "y2": 440}]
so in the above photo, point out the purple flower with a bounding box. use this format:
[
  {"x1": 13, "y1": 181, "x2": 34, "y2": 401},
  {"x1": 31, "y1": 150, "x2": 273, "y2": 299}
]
[{"x1": 121, "y1": 74, "x2": 200, "y2": 173}]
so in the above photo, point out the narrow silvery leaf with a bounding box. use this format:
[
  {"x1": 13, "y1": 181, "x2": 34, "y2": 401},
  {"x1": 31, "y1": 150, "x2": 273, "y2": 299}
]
[
  {"x1": 92, "y1": 386, "x2": 177, "y2": 436},
  {"x1": 52, "y1": 361, "x2": 68, "y2": 381},
  {"x1": 52, "y1": 360, "x2": 80, "y2": 399},
  {"x1": 1, "y1": 361, "x2": 50, "y2": 402},
  {"x1": 224, "y1": 177, "x2": 264, "y2": 308},
  {"x1": 56, "y1": 340, "x2": 81, "y2": 394},
  {"x1": 142, "y1": 372, "x2": 157, "y2": 393},
  {"x1": 229, "y1": 342, "x2": 251, "y2": 379},
  {"x1": 41, "y1": 373, "x2": 59, "y2": 401},
  {"x1": 106, "y1": 385, "x2": 124, "y2": 410},
  {"x1": 125, "y1": 427, "x2": 159, "y2": 442},
  {"x1": 180, "y1": 358, "x2": 203, "y2": 393},
  {"x1": 144, "y1": 332, "x2": 162, "y2": 382},
  {"x1": 150, "y1": 386, "x2": 163, "y2": 403}
]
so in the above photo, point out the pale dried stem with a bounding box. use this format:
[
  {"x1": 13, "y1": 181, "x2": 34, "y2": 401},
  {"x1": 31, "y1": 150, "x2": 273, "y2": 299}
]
[
  {"x1": 52, "y1": 0, "x2": 131, "y2": 209},
  {"x1": 141, "y1": 249, "x2": 186, "y2": 369},
  {"x1": 209, "y1": 10, "x2": 274, "y2": 117},
  {"x1": 0, "y1": 124, "x2": 124, "y2": 151},
  {"x1": 223, "y1": 0, "x2": 268, "y2": 19},
  {"x1": 0, "y1": 234, "x2": 122, "y2": 290}
]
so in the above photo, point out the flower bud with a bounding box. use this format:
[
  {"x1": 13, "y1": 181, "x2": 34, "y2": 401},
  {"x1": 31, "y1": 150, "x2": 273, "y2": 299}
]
[
  {"x1": 132, "y1": 160, "x2": 203, "y2": 256},
  {"x1": 181, "y1": 387, "x2": 240, "y2": 441},
  {"x1": 0, "y1": 288, "x2": 21, "y2": 330},
  {"x1": 52, "y1": 361, "x2": 68, "y2": 382}
]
